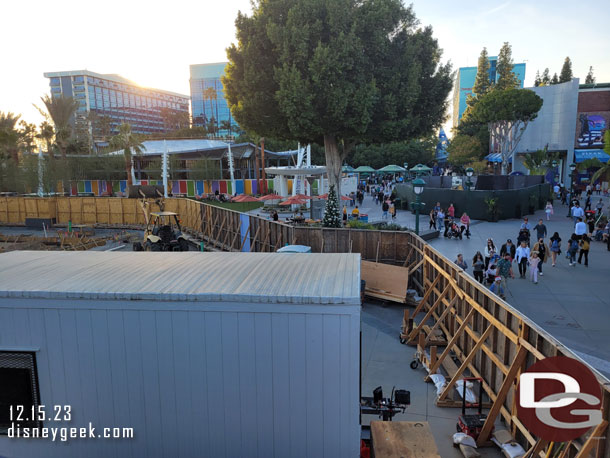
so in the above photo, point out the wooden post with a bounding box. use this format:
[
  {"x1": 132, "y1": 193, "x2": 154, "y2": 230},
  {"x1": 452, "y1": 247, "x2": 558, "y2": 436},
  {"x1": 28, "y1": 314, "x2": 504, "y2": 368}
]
[
  {"x1": 439, "y1": 325, "x2": 493, "y2": 400},
  {"x1": 410, "y1": 275, "x2": 441, "y2": 318},
  {"x1": 425, "y1": 295, "x2": 456, "y2": 345},
  {"x1": 408, "y1": 285, "x2": 451, "y2": 341},
  {"x1": 239, "y1": 226, "x2": 251, "y2": 251},
  {"x1": 575, "y1": 420, "x2": 608, "y2": 458},
  {"x1": 476, "y1": 345, "x2": 528, "y2": 445},
  {"x1": 249, "y1": 225, "x2": 261, "y2": 252},
  {"x1": 524, "y1": 439, "x2": 549, "y2": 458}
]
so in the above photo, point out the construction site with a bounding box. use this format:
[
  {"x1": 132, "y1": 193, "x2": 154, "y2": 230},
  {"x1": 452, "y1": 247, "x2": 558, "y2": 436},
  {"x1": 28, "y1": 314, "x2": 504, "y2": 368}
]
[{"x1": 0, "y1": 193, "x2": 608, "y2": 458}]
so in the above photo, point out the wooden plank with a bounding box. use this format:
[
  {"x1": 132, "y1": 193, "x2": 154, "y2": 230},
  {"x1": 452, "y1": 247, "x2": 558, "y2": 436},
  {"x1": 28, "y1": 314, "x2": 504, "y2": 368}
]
[
  {"x1": 524, "y1": 439, "x2": 549, "y2": 458},
  {"x1": 476, "y1": 345, "x2": 527, "y2": 445},
  {"x1": 249, "y1": 225, "x2": 260, "y2": 252},
  {"x1": 575, "y1": 420, "x2": 608, "y2": 458},
  {"x1": 439, "y1": 325, "x2": 493, "y2": 400},
  {"x1": 408, "y1": 285, "x2": 451, "y2": 341},
  {"x1": 370, "y1": 421, "x2": 440, "y2": 458},
  {"x1": 361, "y1": 260, "x2": 409, "y2": 304},
  {"x1": 411, "y1": 275, "x2": 441, "y2": 317}
]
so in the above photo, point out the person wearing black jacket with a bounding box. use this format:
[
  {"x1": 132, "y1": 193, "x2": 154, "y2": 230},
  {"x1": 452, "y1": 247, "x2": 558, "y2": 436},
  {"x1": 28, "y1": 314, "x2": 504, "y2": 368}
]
[{"x1": 500, "y1": 239, "x2": 516, "y2": 261}]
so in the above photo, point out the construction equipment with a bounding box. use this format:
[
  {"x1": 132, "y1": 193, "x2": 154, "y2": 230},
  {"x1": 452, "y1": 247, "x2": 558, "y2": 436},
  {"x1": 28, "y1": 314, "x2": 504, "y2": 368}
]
[
  {"x1": 133, "y1": 212, "x2": 189, "y2": 251},
  {"x1": 132, "y1": 187, "x2": 189, "y2": 251},
  {"x1": 456, "y1": 377, "x2": 489, "y2": 440},
  {"x1": 360, "y1": 386, "x2": 410, "y2": 422}
]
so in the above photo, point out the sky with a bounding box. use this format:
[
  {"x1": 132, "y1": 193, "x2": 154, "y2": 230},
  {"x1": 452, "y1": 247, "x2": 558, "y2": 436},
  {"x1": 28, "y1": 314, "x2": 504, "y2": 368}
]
[{"x1": 2, "y1": 0, "x2": 609, "y2": 136}]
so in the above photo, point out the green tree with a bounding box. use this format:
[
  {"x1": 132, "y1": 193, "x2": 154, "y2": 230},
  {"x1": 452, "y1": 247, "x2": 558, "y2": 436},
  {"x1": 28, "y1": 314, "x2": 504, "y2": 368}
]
[
  {"x1": 446, "y1": 135, "x2": 483, "y2": 166},
  {"x1": 224, "y1": 0, "x2": 452, "y2": 222},
  {"x1": 0, "y1": 112, "x2": 22, "y2": 163},
  {"x1": 471, "y1": 47, "x2": 491, "y2": 99},
  {"x1": 495, "y1": 42, "x2": 520, "y2": 90},
  {"x1": 322, "y1": 184, "x2": 341, "y2": 227},
  {"x1": 551, "y1": 73, "x2": 559, "y2": 85},
  {"x1": 37, "y1": 95, "x2": 80, "y2": 159},
  {"x1": 38, "y1": 121, "x2": 55, "y2": 157},
  {"x1": 534, "y1": 70, "x2": 541, "y2": 87},
  {"x1": 350, "y1": 137, "x2": 436, "y2": 169},
  {"x1": 470, "y1": 88, "x2": 543, "y2": 174},
  {"x1": 203, "y1": 87, "x2": 218, "y2": 132},
  {"x1": 220, "y1": 120, "x2": 234, "y2": 137},
  {"x1": 541, "y1": 68, "x2": 550, "y2": 86},
  {"x1": 585, "y1": 66, "x2": 595, "y2": 84},
  {"x1": 559, "y1": 57, "x2": 573, "y2": 83},
  {"x1": 522, "y1": 148, "x2": 563, "y2": 175},
  {"x1": 109, "y1": 123, "x2": 145, "y2": 186}
]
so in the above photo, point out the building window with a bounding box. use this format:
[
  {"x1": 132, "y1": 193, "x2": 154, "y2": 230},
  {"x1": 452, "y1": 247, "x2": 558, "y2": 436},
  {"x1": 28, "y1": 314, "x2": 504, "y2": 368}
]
[
  {"x1": 49, "y1": 77, "x2": 60, "y2": 86},
  {"x1": 0, "y1": 351, "x2": 42, "y2": 434}
]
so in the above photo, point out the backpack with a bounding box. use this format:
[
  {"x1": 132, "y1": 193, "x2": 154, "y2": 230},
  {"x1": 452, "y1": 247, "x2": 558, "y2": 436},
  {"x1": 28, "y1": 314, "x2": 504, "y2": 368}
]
[
  {"x1": 570, "y1": 240, "x2": 579, "y2": 252},
  {"x1": 551, "y1": 239, "x2": 559, "y2": 250},
  {"x1": 582, "y1": 240, "x2": 590, "y2": 250}
]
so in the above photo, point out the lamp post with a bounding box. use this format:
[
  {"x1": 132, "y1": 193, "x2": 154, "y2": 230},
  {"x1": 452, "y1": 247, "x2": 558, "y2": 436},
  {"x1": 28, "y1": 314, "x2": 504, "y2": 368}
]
[
  {"x1": 412, "y1": 178, "x2": 426, "y2": 235},
  {"x1": 465, "y1": 167, "x2": 474, "y2": 191},
  {"x1": 567, "y1": 162, "x2": 577, "y2": 216}
]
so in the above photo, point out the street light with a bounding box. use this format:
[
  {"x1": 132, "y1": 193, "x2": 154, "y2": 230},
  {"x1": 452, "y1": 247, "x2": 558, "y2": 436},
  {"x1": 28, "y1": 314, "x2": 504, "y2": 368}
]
[
  {"x1": 567, "y1": 162, "x2": 577, "y2": 216},
  {"x1": 412, "y1": 178, "x2": 426, "y2": 235},
  {"x1": 465, "y1": 167, "x2": 474, "y2": 192}
]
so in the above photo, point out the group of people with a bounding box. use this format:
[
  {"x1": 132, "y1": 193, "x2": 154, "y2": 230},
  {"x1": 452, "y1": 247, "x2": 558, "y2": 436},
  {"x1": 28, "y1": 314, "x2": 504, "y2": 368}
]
[
  {"x1": 429, "y1": 202, "x2": 471, "y2": 239},
  {"x1": 454, "y1": 207, "x2": 605, "y2": 300}
]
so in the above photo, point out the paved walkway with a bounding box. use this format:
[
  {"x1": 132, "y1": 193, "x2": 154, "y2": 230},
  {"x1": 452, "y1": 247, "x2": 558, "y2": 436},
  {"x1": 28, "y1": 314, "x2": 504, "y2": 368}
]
[{"x1": 362, "y1": 193, "x2": 610, "y2": 376}]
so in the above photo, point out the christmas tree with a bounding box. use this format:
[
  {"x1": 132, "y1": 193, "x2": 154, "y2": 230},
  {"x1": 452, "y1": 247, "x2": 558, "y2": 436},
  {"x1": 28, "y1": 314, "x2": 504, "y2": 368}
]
[{"x1": 322, "y1": 184, "x2": 341, "y2": 227}]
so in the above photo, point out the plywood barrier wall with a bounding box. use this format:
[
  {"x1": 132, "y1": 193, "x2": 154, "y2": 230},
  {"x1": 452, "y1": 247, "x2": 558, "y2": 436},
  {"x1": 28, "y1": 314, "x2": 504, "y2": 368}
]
[{"x1": 0, "y1": 196, "x2": 607, "y2": 456}]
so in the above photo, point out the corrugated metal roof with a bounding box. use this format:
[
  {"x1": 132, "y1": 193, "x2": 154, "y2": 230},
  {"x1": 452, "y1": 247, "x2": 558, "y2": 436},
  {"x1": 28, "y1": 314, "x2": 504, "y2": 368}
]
[{"x1": 0, "y1": 252, "x2": 361, "y2": 305}]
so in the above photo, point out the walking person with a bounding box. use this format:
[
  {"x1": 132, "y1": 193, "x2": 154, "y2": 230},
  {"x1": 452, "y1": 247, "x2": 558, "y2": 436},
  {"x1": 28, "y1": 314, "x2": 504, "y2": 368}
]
[
  {"x1": 567, "y1": 234, "x2": 579, "y2": 266},
  {"x1": 390, "y1": 202, "x2": 396, "y2": 220},
  {"x1": 382, "y1": 200, "x2": 389, "y2": 219},
  {"x1": 578, "y1": 234, "x2": 590, "y2": 267},
  {"x1": 460, "y1": 212, "x2": 471, "y2": 239},
  {"x1": 585, "y1": 194, "x2": 592, "y2": 211},
  {"x1": 528, "y1": 251, "x2": 540, "y2": 284},
  {"x1": 532, "y1": 238, "x2": 548, "y2": 276},
  {"x1": 571, "y1": 202, "x2": 584, "y2": 224},
  {"x1": 500, "y1": 239, "x2": 516, "y2": 261},
  {"x1": 596, "y1": 198, "x2": 604, "y2": 217},
  {"x1": 437, "y1": 208, "x2": 445, "y2": 234},
  {"x1": 443, "y1": 212, "x2": 451, "y2": 238},
  {"x1": 455, "y1": 253, "x2": 468, "y2": 271},
  {"x1": 549, "y1": 232, "x2": 561, "y2": 267},
  {"x1": 515, "y1": 241, "x2": 530, "y2": 278},
  {"x1": 574, "y1": 217, "x2": 587, "y2": 241},
  {"x1": 496, "y1": 253, "x2": 515, "y2": 295},
  {"x1": 533, "y1": 219, "x2": 547, "y2": 240},
  {"x1": 447, "y1": 203, "x2": 455, "y2": 219},
  {"x1": 545, "y1": 201, "x2": 554, "y2": 220},
  {"x1": 472, "y1": 252, "x2": 485, "y2": 284},
  {"x1": 429, "y1": 209, "x2": 437, "y2": 230},
  {"x1": 484, "y1": 238, "x2": 496, "y2": 269},
  {"x1": 342, "y1": 204, "x2": 348, "y2": 224}
]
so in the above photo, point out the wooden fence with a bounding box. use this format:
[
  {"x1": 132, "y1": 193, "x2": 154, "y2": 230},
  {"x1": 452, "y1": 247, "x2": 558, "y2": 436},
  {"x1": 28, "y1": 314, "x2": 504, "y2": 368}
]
[{"x1": 0, "y1": 196, "x2": 608, "y2": 456}]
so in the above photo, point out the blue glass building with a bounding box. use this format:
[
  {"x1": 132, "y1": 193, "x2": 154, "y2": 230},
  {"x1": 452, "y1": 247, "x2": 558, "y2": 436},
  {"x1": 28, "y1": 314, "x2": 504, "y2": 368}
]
[
  {"x1": 189, "y1": 62, "x2": 239, "y2": 137},
  {"x1": 44, "y1": 70, "x2": 190, "y2": 137},
  {"x1": 452, "y1": 57, "x2": 526, "y2": 128}
]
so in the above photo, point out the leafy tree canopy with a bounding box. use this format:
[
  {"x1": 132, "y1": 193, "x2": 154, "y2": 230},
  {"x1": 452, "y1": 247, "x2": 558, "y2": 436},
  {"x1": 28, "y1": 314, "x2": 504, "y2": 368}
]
[
  {"x1": 446, "y1": 134, "x2": 483, "y2": 167},
  {"x1": 223, "y1": 0, "x2": 453, "y2": 202},
  {"x1": 559, "y1": 57, "x2": 573, "y2": 83},
  {"x1": 349, "y1": 137, "x2": 436, "y2": 170},
  {"x1": 585, "y1": 66, "x2": 595, "y2": 84},
  {"x1": 495, "y1": 42, "x2": 520, "y2": 90}
]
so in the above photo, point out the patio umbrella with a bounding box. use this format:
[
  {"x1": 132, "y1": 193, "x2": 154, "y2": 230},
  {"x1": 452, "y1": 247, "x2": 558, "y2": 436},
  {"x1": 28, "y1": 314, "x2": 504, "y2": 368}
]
[
  {"x1": 231, "y1": 194, "x2": 247, "y2": 202},
  {"x1": 316, "y1": 193, "x2": 351, "y2": 201},
  {"x1": 238, "y1": 195, "x2": 261, "y2": 203},
  {"x1": 293, "y1": 193, "x2": 313, "y2": 200},
  {"x1": 280, "y1": 196, "x2": 307, "y2": 206},
  {"x1": 354, "y1": 165, "x2": 376, "y2": 173},
  {"x1": 377, "y1": 164, "x2": 407, "y2": 173},
  {"x1": 258, "y1": 193, "x2": 285, "y2": 201}
]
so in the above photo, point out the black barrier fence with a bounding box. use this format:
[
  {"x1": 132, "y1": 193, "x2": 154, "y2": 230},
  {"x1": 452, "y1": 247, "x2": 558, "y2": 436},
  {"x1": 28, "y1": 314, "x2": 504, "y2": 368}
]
[{"x1": 396, "y1": 182, "x2": 552, "y2": 221}]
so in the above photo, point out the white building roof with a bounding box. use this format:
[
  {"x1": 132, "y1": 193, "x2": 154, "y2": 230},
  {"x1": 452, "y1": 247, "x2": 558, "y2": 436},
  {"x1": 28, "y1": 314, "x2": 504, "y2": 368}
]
[
  {"x1": 0, "y1": 252, "x2": 361, "y2": 305},
  {"x1": 107, "y1": 139, "x2": 229, "y2": 156}
]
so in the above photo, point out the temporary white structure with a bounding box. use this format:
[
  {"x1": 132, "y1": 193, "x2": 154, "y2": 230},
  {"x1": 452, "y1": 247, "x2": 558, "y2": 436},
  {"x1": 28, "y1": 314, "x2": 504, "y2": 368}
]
[{"x1": 0, "y1": 251, "x2": 361, "y2": 458}]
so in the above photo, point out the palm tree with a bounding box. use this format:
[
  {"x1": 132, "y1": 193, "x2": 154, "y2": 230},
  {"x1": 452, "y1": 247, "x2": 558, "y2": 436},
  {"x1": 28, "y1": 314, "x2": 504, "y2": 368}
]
[
  {"x1": 203, "y1": 87, "x2": 218, "y2": 133},
  {"x1": 220, "y1": 120, "x2": 233, "y2": 138},
  {"x1": 0, "y1": 112, "x2": 22, "y2": 163},
  {"x1": 38, "y1": 121, "x2": 55, "y2": 158},
  {"x1": 109, "y1": 123, "x2": 145, "y2": 186},
  {"x1": 37, "y1": 95, "x2": 80, "y2": 159}
]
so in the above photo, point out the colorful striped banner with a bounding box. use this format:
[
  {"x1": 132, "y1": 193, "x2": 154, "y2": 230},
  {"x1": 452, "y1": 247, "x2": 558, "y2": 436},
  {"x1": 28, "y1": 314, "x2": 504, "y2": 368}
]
[
  {"x1": 219, "y1": 181, "x2": 227, "y2": 194},
  {"x1": 196, "y1": 181, "x2": 204, "y2": 196},
  {"x1": 187, "y1": 181, "x2": 195, "y2": 197},
  {"x1": 179, "y1": 180, "x2": 187, "y2": 195},
  {"x1": 235, "y1": 180, "x2": 244, "y2": 194}
]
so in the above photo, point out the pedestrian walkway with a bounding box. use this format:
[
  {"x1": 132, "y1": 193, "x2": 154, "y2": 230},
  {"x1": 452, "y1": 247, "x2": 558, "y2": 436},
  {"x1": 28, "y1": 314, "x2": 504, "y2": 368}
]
[{"x1": 426, "y1": 198, "x2": 610, "y2": 376}]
